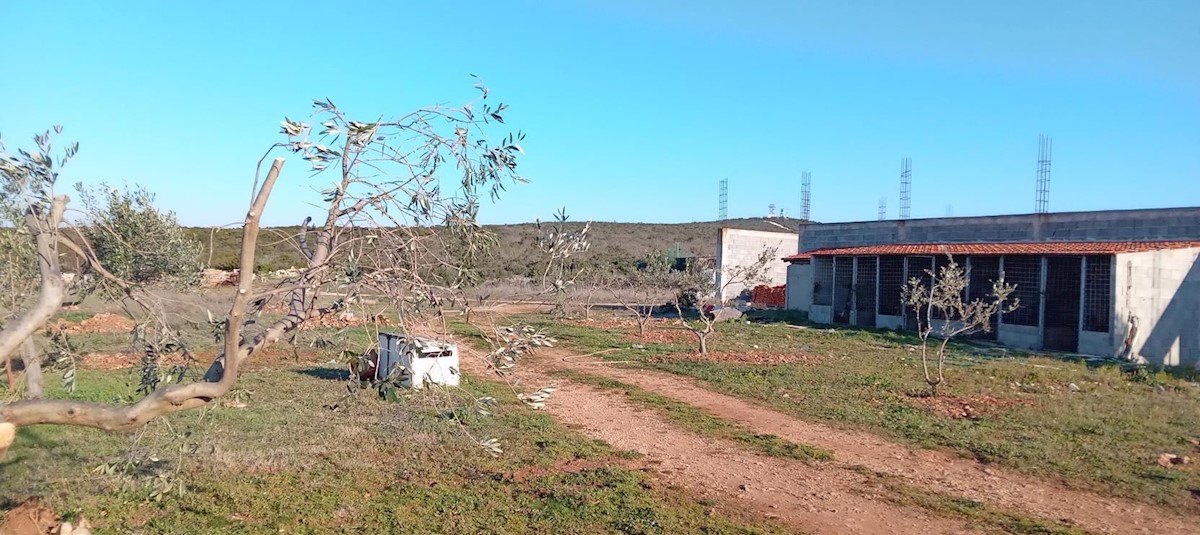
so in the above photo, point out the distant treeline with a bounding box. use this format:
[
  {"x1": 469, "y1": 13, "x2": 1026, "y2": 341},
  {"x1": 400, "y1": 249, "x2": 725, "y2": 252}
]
[{"x1": 183, "y1": 218, "x2": 804, "y2": 282}]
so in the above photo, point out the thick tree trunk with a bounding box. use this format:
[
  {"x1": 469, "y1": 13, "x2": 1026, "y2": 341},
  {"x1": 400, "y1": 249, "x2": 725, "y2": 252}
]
[
  {"x1": 698, "y1": 333, "x2": 708, "y2": 354},
  {"x1": 0, "y1": 198, "x2": 68, "y2": 364},
  {"x1": 22, "y1": 337, "x2": 42, "y2": 399}
]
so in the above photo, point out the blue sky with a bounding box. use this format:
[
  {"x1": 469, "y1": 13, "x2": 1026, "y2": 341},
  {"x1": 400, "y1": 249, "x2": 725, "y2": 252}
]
[{"x1": 1, "y1": 0, "x2": 1197, "y2": 227}]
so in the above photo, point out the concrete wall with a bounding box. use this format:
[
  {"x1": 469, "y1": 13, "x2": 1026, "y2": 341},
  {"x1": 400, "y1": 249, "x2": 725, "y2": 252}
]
[
  {"x1": 798, "y1": 207, "x2": 1200, "y2": 252},
  {"x1": 997, "y1": 324, "x2": 1040, "y2": 351},
  {"x1": 1078, "y1": 331, "x2": 1114, "y2": 357},
  {"x1": 785, "y1": 263, "x2": 812, "y2": 311},
  {"x1": 716, "y1": 228, "x2": 798, "y2": 302},
  {"x1": 809, "y1": 305, "x2": 833, "y2": 324},
  {"x1": 1115, "y1": 248, "x2": 1200, "y2": 368},
  {"x1": 877, "y1": 314, "x2": 904, "y2": 330}
]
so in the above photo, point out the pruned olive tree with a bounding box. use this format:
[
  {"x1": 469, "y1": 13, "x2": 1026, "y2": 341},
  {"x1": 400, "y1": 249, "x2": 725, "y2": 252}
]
[
  {"x1": 901, "y1": 256, "x2": 1018, "y2": 396},
  {"x1": 0, "y1": 205, "x2": 37, "y2": 393},
  {"x1": 0, "y1": 128, "x2": 80, "y2": 402},
  {"x1": 0, "y1": 83, "x2": 527, "y2": 454},
  {"x1": 575, "y1": 267, "x2": 614, "y2": 320},
  {"x1": 673, "y1": 246, "x2": 776, "y2": 354},
  {"x1": 0, "y1": 130, "x2": 209, "y2": 403},
  {"x1": 534, "y1": 207, "x2": 591, "y2": 315},
  {"x1": 611, "y1": 255, "x2": 674, "y2": 338}
]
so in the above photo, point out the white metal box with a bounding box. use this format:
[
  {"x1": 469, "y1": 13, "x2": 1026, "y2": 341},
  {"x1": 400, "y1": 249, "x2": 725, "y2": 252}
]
[{"x1": 376, "y1": 332, "x2": 460, "y2": 388}]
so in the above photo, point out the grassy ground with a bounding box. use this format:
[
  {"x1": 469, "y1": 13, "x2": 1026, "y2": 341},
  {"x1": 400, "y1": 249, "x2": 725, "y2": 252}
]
[
  {"x1": 845, "y1": 465, "x2": 1087, "y2": 535},
  {"x1": 515, "y1": 313, "x2": 1200, "y2": 512},
  {"x1": 2, "y1": 333, "x2": 788, "y2": 533}
]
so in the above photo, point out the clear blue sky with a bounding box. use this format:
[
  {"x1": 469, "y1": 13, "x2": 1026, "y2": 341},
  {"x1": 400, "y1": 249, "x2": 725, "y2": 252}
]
[{"x1": 2, "y1": 0, "x2": 1197, "y2": 227}]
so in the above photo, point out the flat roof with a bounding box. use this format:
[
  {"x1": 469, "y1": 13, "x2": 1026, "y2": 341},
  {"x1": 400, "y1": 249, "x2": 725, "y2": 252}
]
[{"x1": 799, "y1": 241, "x2": 1200, "y2": 257}]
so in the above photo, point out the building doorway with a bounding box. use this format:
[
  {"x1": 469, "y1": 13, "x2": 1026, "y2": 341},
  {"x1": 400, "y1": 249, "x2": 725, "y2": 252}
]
[{"x1": 1044, "y1": 256, "x2": 1082, "y2": 352}]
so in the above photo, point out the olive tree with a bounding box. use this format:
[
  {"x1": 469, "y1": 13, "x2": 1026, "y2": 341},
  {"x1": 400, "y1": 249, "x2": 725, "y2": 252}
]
[
  {"x1": 534, "y1": 207, "x2": 590, "y2": 315},
  {"x1": 76, "y1": 184, "x2": 202, "y2": 284},
  {"x1": 901, "y1": 256, "x2": 1018, "y2": 396},
  {"x1": 575, "y1": 267, "x2": 614, "y2": 320},
  {"x1": 0, "y1": 83, "x2": 527, "y2": 454},
  {"x1": 673, "y1": 246, "x2": 776, "y2": 354},
  {"x1": 0, "y1": 140, "x2": 209, "y2": 401},
  {"x1": 0, "y1": 206, "x2": 37, "y2": 393},
  {"x1": 611, "y1": 255, "x2": 674, "y2": 338}
]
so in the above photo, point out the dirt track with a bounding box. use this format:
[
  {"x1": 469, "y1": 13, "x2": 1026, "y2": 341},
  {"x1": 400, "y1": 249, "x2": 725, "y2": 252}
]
[
  {"x1": 456, "y1": 344, "x2": 975, "y2": 534},
  {"x1": 451, "y1": 308, "x2": 1196, "y2": 534},
  {"x1": 542, "y1": 350, "x2": 1194, "y2": 534}
]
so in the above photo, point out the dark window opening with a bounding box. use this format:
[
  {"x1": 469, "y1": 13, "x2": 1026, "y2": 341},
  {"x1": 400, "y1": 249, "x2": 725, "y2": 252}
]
[
  {"x1": 813, "y1": 257, "x2": 833, "y2": 306},
  {"x1": 1003, "y1": 255, "x2": 1041, "y2": 327},
  {"x1": 904, "y1": 256, "x2": 934, "y2": 331},
  {"x1": 1083, "y1": 255, "x2": 1112, "y2": 333},
  {"x1": 878, "y1": 256, "x2": 905, "y2": 316},
  {"x1": 966, "y1": 256, "x2": 1001, "y2": 340},
  {"x1": 855, "y1": 257, "x2": 878, "y2": 327},
  {"x1": 833, "y1": 257, "x2": 854, "y2": 324}
]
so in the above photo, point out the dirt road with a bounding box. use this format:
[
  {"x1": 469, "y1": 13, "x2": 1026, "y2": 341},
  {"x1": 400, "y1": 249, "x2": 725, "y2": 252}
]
[
  {"x1": 447, "y1": 309, "x2": 1195, "y2": 534},
  {"x1": 456, "y1": 344, "x2": 975, "y2": 534},
  {"x1": 540, "y1": 349, "x2": 1195, "y2": 534}
]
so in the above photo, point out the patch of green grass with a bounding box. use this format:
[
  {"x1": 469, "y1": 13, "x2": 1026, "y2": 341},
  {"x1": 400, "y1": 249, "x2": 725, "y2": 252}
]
[
  {"x1": 532, "y1": 314, "x2": 1200, "y2": 512},
  {"x1": 847, "y1": 465, "x2": 1087, "y2": 535},
  {"x1": 552, "y1": 369, "x2": 832, "y2": 463},
  {"x1": 50, "y1": 311, "x2": 94, "y2": 323},
  {"x1": 2, "y1": 365, "x2": 789, "y2": 534},
  {"x1": 502, "y1": 315, "x2": 695, "y2": 359}
]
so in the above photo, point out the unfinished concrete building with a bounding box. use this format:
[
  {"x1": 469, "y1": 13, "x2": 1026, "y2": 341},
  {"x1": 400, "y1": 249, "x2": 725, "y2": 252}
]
[
  {"x1": 784, "y1": 208, "x2": 1200, "y2": 368},
  {"x1": 715, "y1": 228, "x2": 797, "y2": 302}
]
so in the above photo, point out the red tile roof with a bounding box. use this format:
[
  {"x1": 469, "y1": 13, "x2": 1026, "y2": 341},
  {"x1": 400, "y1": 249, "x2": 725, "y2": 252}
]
[
  {"x1": 782, "y1": 253, "x2": 812, "y2": 262},
  {"x1": 801, "y1": 241, "x2": 1200, "y2": 257}
]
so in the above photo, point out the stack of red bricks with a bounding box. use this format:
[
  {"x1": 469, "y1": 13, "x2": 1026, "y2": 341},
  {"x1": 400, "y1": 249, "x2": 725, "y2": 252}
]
[{"x1": 750, "y1": 284, "x2": 786, "y2": 308}]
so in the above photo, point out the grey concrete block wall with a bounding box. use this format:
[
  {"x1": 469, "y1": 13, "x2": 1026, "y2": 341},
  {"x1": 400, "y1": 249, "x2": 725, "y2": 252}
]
[
  {"x1": 798, "y1": 207, "x2": 1200, "y2": 253},
  {"x1": 715, "y1": 228, "x2": 798, "y2": 301},
  {"x1": 1115, "y1": 248, "x2": 1200, "y2": 368}
]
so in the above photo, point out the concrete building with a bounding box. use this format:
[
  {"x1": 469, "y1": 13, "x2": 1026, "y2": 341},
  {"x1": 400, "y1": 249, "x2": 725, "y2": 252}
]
[
  {"x1": 715, "y1": 228, "x2": 797, "y2": 302},
  {"x1": 783, "y1": 208, "x2": 1200, "y2": 367}
]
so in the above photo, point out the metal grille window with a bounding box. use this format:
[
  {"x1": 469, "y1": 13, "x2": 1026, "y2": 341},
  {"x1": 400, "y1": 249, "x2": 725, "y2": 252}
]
[
  {"x1": 905, "y1": 256, "x2": 934, "y2": 330},
  {"x1": 833, "y1": 257, "x2": 854, "y2": 323},
  {"x1": 1083, "y1": 255, "x2": 1112, "y2": 333},
  {"x1": 855, "y1": 257, "x2": 878, "y2": 326},
  {"x1": 906, "y1": 257, "x2": 934, "y2": 288},
  {"x1": 1002, "y1": 255, "x2": 1041, "y2": 326},
  {"x1": 932, "y1": 255, "x2": 958, "y2": 320},
  {"x1": 813, "y1": 257, "x2": 833, "y2": 306},
  {"x1": 966, "y1": 256, "x2": 1001, "y2": 339},
  {"x1": 878, "y1": 256, "x2": 904, "y2": 316}
]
